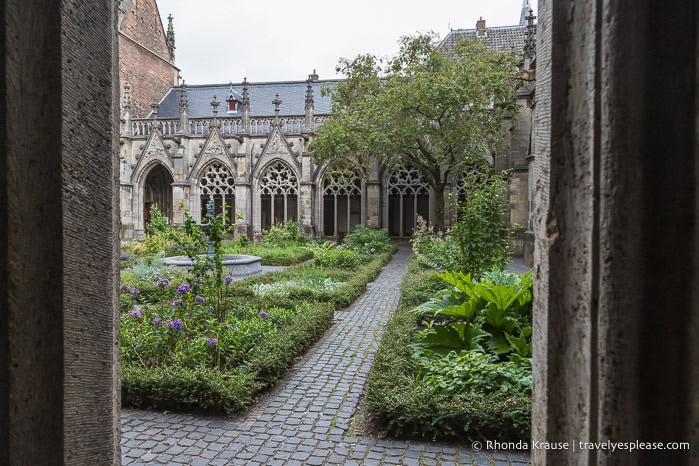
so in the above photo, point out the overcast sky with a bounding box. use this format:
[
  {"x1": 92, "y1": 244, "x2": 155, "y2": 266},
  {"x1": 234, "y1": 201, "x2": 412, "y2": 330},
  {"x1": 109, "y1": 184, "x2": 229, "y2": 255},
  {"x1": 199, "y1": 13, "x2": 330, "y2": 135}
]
[{"x1": 156, "y1": 0, "x2": 537, "y2": 85}]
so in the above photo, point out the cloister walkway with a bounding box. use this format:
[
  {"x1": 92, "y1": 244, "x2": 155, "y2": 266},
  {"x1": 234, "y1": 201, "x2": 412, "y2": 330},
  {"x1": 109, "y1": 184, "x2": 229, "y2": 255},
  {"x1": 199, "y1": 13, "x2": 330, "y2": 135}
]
[{"x1": 121, "y1": 247, "x2": 532, "y2": 465}]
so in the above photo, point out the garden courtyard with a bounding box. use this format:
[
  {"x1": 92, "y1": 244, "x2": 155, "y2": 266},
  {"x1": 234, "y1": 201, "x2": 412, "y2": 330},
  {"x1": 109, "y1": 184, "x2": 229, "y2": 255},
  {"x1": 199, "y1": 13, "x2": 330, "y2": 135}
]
[{"x1": 119, "y1": 205, "x2": 533, "y2": 465}]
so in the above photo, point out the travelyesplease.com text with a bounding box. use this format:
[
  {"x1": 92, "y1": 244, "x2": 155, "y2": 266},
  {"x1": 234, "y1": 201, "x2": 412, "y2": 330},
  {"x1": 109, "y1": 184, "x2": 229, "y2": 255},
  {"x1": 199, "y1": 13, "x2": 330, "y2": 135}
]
[{"x1": 477, "y1": 440, "x2": 691, "y2": 453}]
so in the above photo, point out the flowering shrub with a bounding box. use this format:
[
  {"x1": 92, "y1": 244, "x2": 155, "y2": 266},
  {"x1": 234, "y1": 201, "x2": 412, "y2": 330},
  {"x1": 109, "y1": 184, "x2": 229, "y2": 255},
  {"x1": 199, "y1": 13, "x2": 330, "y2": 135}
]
[
  {"x1": 121, "y1": 281, "x2": 299, "y2": 371},
  {"x1": 410, "y1": 216, "x2": 462, "y2": 272}
]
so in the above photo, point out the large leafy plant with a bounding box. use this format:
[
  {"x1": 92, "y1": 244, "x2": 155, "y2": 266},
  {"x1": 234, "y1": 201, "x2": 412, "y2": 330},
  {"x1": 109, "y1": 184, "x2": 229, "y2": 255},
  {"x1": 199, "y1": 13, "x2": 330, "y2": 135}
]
[{"x1": 411, "y1": 270, "x2": 532, "y2": 359}]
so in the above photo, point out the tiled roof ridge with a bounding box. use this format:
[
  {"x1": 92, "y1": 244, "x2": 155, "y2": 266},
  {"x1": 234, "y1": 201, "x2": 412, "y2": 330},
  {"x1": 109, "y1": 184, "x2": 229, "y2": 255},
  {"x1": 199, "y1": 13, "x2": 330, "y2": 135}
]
[
  {"x1": 178, "y1": 79, "x2": 341, "y2": 89},
  {"x1": 448, "y1": 24, "x2": 527, "y2": 34}
]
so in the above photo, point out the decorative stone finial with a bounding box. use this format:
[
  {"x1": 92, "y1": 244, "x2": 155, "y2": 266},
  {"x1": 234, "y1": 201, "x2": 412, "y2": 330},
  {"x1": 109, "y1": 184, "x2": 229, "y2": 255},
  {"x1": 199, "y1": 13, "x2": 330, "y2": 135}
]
[
  {"x1": 305, "y1": 77, "x2": 314, "y2": 109},
  {"x1": 179, "y1": 80, "x2": 188, "y2": 112},
  {"x1": 524, "y1": 9, "x2": 537, "y2": 59},
  {"x1": 166, "y1": 14, "x2": 176, "y2": 52},
  {"x1": 242, "y1": 77, "x2": 250, "y2": 111},
  {"x1": 272, "y1": 94, "x2": 282, "y2": 116},
  {"x1": 211, "y1": 95, "x2": 220, "y2": 117}
]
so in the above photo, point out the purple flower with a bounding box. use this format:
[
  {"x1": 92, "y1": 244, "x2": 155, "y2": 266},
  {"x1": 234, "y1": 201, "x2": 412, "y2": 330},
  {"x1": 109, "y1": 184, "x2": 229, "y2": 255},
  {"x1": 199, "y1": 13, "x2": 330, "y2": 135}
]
[
  {"x1": 258, "y1": 311, "x2": 268, "y2": 320},
  {"x1": 177, "y1": 283, "x2": 191, "y2": 295},
  {"x1": 224, "y1": 325, "x2": 231, "y2": 331},
  {"x1": 168, "y1": 319, "x2": 183, "y2": 331},
  {"x1": 130, "y1": 287, "x2": 140, "y2": 298},
  {"x1": 129, "y1": 310, "x2": 142, "y2": 320},
  {"x1": 171, "y1": 300, "x2": 182, "y2": 309},
  {"x1": 156, "y1": 278, "x2": 170, "y2": 287},
  {"x1": 151, "y1": 317, "x2": 160, "y2": 325},
  {"x1": 205, "y1": 337, "x2": 217, "y2": 347},
  {"x1": 224, "y1": 275, "x2": 233, "y2": 285},
  {"x1": 195, "y1": 295, "x2": 206, "y2": 304}
]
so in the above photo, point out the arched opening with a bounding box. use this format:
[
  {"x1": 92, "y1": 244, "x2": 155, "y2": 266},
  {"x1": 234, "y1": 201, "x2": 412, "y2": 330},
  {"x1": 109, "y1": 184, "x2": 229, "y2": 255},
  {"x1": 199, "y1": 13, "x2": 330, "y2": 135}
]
[
  {"x1": 259, "y1": 161, "x2": 298, "y2": 230},
  {"x1": 143, "y1": 163, "x2": 173, "y2": 228},
  {"x1": 386, "y1": 166, "x2": 430, "y2": 237},
  {"x1": 322, "y1": 164, "x2": 362, "y2": 239},
  {"x1": 198, "y1": 161, "x2": 235, "y2": 223}
]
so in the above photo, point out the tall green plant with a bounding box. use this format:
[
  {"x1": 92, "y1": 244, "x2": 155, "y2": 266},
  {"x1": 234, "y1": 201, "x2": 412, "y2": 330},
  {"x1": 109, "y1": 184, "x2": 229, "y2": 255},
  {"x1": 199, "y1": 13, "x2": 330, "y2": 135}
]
[{"x1": 450, "y1": 173, "x2": 510, "y2": 278}]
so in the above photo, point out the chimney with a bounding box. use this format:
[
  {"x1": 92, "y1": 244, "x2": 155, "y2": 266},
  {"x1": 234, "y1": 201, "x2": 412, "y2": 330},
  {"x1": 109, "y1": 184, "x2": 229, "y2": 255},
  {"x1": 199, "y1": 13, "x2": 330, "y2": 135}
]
[{"x1": 476, "y1": 17, "x2": 486, "y2": 36}]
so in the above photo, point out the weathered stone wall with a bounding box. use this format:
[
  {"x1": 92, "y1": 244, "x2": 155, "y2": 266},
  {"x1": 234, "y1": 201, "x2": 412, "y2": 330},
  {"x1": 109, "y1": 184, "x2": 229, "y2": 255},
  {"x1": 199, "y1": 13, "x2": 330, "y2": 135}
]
[
  {"x1": 1, "y1": 0, "x2": 120, "y2": 464},
  {"x1": 533, "y1": 0, "x2": 698, "y2": 464}
]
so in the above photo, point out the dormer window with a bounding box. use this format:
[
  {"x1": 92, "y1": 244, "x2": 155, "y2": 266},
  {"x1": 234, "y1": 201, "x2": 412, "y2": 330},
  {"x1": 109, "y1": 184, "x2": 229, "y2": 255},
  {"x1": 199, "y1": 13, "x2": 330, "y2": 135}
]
[{"x1": 225, "y1": 82, "x2": 242, "y2": 114}]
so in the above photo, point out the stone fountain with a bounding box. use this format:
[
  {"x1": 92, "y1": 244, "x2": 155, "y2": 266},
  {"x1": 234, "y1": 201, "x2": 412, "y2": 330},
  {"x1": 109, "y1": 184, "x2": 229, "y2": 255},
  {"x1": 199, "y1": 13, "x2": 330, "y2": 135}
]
[{"x1": 164, "y1": 195, "x2": 261, "y2": 277}]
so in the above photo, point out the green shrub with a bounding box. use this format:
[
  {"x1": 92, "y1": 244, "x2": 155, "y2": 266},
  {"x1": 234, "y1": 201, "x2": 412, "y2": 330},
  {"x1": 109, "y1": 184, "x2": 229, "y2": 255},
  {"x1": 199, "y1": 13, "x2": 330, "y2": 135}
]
[
  {"x1": 412, "y1": 351, "x2": 532, "y2": 396},
  {"x1": 121, "y1": 366, "x2": 259, "y2": 414},
  {"x1": 410, "y1": 174, "x2": 510, "y2": 278},
  {"x1": 242, "y1": 245, "x2": 314, "y2": 266},
  {"x1": 263, "y1": 219, "x2": 306, "y2": 246},
  {"x1": 313, "y1": 246, "x2": 364, "y2": 269},
  {"x1": 342, "y1": 225, "x2": 393, "y2": 254}
]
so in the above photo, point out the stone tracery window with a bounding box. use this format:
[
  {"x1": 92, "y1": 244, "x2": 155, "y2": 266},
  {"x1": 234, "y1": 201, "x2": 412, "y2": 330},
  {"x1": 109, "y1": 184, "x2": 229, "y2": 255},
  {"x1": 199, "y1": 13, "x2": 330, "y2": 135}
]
[
  {"x1": 456, "y1": 162, "x2": 491, "y2": 197},
  {"x1": 198, "y1": 161, "x2": 235, "y2": 224},
  {"x1": 323, "y1": 165, "x2": 362, "y2": 237},
  {"x1": 386, "y1": 166, "x2": 430, "y2": 237},
  {"x1": 259, "y1": 161, "x2": 298, "y2": 230}
]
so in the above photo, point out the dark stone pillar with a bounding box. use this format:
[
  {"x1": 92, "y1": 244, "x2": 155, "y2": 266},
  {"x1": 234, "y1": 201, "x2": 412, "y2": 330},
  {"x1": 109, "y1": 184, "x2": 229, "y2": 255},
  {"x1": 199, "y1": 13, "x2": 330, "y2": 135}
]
[
  {"x1": 0, "y1": 1, "x2": 120, "y2": 464},
  {"x1": 533, "y1": 0, "x2": 697, "y2": 464}
]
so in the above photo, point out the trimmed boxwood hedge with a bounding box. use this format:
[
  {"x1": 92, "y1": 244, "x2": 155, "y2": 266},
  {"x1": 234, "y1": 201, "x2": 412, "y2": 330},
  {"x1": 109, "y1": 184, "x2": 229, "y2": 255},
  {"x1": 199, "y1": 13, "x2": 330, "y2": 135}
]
[{"x1": 364, "y1": 260, "x2": 531, "y2": 442}]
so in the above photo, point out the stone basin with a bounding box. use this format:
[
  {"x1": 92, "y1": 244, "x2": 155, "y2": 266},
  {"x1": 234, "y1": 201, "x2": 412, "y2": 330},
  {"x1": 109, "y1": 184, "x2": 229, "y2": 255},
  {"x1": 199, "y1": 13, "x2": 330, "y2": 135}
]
[{"x1": 164, "y1": 254, "x2": 262, "y2": 277}]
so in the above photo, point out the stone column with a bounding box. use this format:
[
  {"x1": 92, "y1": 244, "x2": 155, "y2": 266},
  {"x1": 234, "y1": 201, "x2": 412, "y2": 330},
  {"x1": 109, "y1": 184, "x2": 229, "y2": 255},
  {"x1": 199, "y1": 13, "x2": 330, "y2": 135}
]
[
  {"x1": 533, "y1": 1, "x2": 698, "y2": 464},
  {"x1": 1, "y1": 1, "x2": 120, "y2": 464},
  {"x1": 366, "y1": 157, "x2": 382, "y2": 228},
  {"x1": 234, "y1": 182, "x2": 252, "y2": 239}
]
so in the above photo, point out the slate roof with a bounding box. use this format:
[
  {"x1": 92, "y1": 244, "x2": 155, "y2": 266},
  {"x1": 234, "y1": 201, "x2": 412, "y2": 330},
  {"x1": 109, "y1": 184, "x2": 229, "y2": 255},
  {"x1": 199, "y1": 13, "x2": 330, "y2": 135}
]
[
  {"x1": 439, "y1": 25, "x2": 528, "y2": 57},
  {"x1": 153, "y1": 80, "x2": 337, "y2": 119}
]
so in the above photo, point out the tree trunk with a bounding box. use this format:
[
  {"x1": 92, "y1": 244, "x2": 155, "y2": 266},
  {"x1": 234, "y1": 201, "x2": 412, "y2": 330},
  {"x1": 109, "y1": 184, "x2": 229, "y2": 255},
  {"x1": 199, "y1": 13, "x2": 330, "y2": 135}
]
[{"x1": 431, "y1": 183, "x2": 446, "y2": 231}]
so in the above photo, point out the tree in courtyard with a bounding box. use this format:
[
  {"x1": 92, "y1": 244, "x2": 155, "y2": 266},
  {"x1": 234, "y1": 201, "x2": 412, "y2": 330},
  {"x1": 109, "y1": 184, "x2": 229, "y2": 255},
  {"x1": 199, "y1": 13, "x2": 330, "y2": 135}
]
[{"x1": 310, "y1": 33, "x2": 520, "y2": 228}]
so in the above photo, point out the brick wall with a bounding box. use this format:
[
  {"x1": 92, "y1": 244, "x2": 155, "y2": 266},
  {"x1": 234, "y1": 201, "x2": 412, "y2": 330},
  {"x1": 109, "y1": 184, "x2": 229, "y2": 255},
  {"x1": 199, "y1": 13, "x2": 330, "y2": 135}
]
[
  {"x1": 120, "y1": 0, "x2": 170, "y2": 58},
  {"x1": 119, "y1": 37, "x2": 176, "y2": 118},
  {"x1": 118, "y1": 0, "x2": 177, "y2": 118}
]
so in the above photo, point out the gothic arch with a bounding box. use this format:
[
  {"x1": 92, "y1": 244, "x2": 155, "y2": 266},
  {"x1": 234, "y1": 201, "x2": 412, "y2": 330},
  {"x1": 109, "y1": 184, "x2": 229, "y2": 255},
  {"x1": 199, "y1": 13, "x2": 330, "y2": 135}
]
[
  {"x1": 130, "y1": 129, "x2": 174, "y2": 185},
  {"x1": 252, "y1": 159, "x2": 300, "y2": 233},
  {"x1": 316, "y1": 161, "x2": 364, "y2": 238},
  {"x1": 196, "y1": 161, "x2": 236, "y2": 224},
  {"x1": 383, "y1": 165, "x2": 430, "y2": 237},
  {"x1": 134, "y1": 160, "x2": 175, "y2": 234}
]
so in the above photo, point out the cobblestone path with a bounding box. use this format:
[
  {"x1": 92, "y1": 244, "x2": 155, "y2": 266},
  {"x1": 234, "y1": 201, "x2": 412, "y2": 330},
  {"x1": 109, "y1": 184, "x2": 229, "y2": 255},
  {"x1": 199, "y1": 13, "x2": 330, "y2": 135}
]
[{"x1": 121, "y1": 247, "x2": 531, "y2": 465}]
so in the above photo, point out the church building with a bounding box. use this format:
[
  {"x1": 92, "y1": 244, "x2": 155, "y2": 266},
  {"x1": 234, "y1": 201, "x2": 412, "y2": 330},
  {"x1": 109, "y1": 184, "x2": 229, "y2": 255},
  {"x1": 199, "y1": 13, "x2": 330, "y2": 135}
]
[{"x1": 118, "y1": 0, "x2": 536, "y2": 251}]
